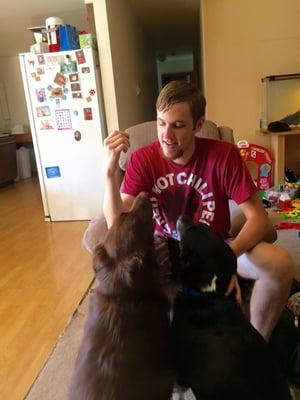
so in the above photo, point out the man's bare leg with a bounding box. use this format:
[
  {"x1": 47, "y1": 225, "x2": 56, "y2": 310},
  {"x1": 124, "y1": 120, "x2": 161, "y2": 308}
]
[{"x1": 237, "y1": 242, "x2": 294, "y2": 341}]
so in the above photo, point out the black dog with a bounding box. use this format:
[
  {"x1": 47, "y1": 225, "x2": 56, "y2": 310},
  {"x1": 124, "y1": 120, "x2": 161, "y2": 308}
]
[
  {"x1": 171, "y1": 216, "x2": 292, "y2": 400},
  {"x1": 69, "y1": 193, "x2": 174, "y2": 400}
]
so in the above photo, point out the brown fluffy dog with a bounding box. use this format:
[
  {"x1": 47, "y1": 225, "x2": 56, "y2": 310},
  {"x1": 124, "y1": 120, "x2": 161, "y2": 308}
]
[{"x1": 69, "y1": 193, "x2": 174, "y2": 400}]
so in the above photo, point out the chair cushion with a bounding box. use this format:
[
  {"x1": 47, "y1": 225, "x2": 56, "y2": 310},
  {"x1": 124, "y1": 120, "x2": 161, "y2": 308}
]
[
  {"x1": 119, "y1": 121, "x2": 157, "y2": 171},
  {"x1": 119, "y1": 120, "x2": 233, "y2": 171}
]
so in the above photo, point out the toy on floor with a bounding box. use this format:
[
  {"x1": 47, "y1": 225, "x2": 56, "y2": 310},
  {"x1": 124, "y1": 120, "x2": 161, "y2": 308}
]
[{"x1": 237, "y1": 140, "x2": 273, "y2": 190}]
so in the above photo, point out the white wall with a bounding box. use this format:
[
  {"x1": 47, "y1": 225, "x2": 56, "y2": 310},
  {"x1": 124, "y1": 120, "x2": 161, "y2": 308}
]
[
  {"x1": 202, "y1": 0, "x2": 300, "y2": 150},
  {"x1": 106, "y1": 0, "x2": 158, "y2": 131},
  {"x1": 0, "y1": 57, "x2": 29, "y2": 133},
  {"x1": 93, "y1": 0, "x2": 158, "y2": 133}
]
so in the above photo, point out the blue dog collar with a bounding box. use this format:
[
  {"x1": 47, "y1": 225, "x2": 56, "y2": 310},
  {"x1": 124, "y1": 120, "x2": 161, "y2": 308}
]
[{"x1": 180, "y1": 287, "x2": 207, "y2": 297}]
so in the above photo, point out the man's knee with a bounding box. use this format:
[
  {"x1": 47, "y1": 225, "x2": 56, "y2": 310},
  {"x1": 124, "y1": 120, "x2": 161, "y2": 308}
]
[
  {"x1": 269, "y1": 246, "x2": 294, "y2": 283},
  {"x1": 257, "y1": 245, "x2": 294, "y2": 285},
  {"x1": 238, "y1": 243, "x2": 294, "y2": 284}
]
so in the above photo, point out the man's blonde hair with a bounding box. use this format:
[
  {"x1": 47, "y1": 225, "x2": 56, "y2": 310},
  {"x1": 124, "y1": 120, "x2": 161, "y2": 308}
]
[{"x1": 156, "y1": 80, "x2": 206, "y2": 127}]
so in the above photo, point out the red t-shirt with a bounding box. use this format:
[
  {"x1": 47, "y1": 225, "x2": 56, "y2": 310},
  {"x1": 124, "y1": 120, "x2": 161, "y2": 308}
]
[{"x1": 121, "y1": 137, "x2": 257, "y2": 239}]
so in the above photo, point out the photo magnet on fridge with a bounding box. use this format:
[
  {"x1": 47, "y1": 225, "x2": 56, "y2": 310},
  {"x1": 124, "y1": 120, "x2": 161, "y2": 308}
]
[
  {"x1": 72, "y1": 92, "x2": 82, "y2": 99},
  {"x1": 37, "y1": 55, "x2": 45, "y2": 65},
  {"x1": 74, "y1": 130, "x2": 81, "y2": 141},
  {"x1": 51, "y1": 87, "x2": 63, "y2": 98},
  {"x1": 36, "y1": 106, "x2": 51, "y2": 117},
  {"x1": 71, "y1": 83, "x2": 81, "y2": 92},
  {"x1": 40, "y1": 119, "x2": 54, "y2": 130},
  {"x1": 54, "y1": 72, "x2": 68, "y2": 87},
  {"x1": 60, "y1": 60, "x2": 77, "y2": 74},
  {"x1": 83, "y1": 107, "x2": 93, "y2": 120},
  {"x1": 69, "y1": 73, "x2": 79, "y2": 82},
  {"x1": 75, "y1": 50, "x2": 86, "y2": 64},
  {"x1": 36, "y1": 88, "x2": 47, "y2": 102},
  {"x1": 81, "y1": 67, "x2": 90, "y2": 73}
]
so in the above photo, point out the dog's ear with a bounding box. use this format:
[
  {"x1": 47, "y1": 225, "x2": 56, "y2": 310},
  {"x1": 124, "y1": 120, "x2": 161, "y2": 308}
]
[
  {"x1": 93, "y1": 243, "x2": 114, "y2": 274},
  {"x1": 176, "y1": 215, "x2": 194, "y2": 240}
]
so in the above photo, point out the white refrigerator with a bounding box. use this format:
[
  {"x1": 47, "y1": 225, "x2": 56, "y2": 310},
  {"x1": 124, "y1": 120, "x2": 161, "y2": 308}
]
[{"x1": 19, "y1": 48, "x2": 107, "y2": 221}]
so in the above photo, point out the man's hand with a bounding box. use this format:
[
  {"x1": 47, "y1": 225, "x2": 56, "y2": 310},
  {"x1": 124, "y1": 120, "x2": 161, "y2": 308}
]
[
  {"x1": 103, "y1": 130, "x2": 130, "y2": 177},
  {"x1": 225, "y1": 274, "x2": 242, "y2": 305}
]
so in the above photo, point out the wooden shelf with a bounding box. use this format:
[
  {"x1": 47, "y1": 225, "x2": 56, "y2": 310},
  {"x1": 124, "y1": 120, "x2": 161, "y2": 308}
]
[{"x1": 258, "y1": 128, "x2": 300, "y2": 185}]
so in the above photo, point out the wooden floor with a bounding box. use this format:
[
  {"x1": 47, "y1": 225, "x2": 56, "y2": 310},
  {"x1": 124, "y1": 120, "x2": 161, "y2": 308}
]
[{"x1": 0, "y1": 178, "x2": 94, "y2": 400}]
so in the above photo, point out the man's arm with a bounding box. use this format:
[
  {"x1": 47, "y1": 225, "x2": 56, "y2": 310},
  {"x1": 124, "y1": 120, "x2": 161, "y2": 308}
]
[
  {"x1": 229, "y1": 192, "x2": 275, "y2": 257},
  {"x1": 103, "y1": 130, "x2": 135, "y2": 228}
]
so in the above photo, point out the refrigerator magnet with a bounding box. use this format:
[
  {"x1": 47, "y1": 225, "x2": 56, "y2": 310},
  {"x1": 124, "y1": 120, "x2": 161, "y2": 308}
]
[
  {"x1": 60, "y1": 60, "x2": 77, "y2": 74},
  {"x1": 55, "y1": 109, "x2": 72, "y2": 130},
  {"x1": 37, "y1": 67, "x2": 45, "y2": 75},
  {"x1": 46, "y1": 54, "x2": 65, "y2": 66},
  {"x1": 40, "y1": 119, "x2": 54, "y2": 130},
  {"x1": 81, "y1": 67, "x2": 90, "y2": 74},
  {"x1": 73, "y1": 110, "x2": 79, "y2": 116},
  {"x1": 36, "y1": 88, "x2": 47, "y2": 103},
  {"x1": 35, "y1": 76, "x2": 41, "y2": 82},
  {"x1": 69, "y1": 73, "x2": 79, "y2": 82},
  {"x1": 89, "y1": 89, "x2": 96, "y2": 96},
  {"x1": 86, "y1": 96, "x2": 92, "y2": 103},
  {"x1": 75, "y1": 50, "x2": 86, "y2": 64},
  {"x1": 54, "y1": 72, "x2": 68, "y2": 87},
  {"x1": 83, "y1": 107, "x2": 93, "y2": 120},
  {"x1": 31, "y1": 72, "x2": 36, "y2": 78},
  {"x1": 45, "y1": 166, "x2": 61, "y2": 179},
  {"x1": 36, "y1": 106, "x2": 51, "y2": 117},
  {"x1": 74, "y1": 130, "x2": 81, "y2": 141},
  {"x1": 37, "y1": 55, "x2": 45, "y2": 65},
  {"x1": 51, "y1": 87, "x2": 63, "y2": 98},
  {"x1": 72, "y1": 92, "x2": 82, "y2": 99},
  {"x1": 55, "y1": 98, "x2": 60, "y2": 106},
  {"x1": 64, "y1": 87, "x2": 69, "y2": 94},
  {"x1": 71, "y1": 83, "x2": 81, "y2": 92}
]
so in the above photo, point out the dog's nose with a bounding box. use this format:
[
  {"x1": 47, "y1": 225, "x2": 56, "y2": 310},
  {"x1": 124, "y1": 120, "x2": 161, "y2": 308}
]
[{"x1": 176, "y1": 215, "x2": 194, "y2": 239}]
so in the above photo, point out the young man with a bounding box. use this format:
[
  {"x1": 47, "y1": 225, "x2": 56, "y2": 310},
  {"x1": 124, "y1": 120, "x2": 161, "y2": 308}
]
[{"x1": 103, "y1": 80, "x2": 293, "y2": 341}]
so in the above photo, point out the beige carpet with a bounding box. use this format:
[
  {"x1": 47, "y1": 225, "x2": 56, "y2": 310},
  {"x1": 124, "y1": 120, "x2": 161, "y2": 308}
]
[{"x1": 25, "y1": 280, "x2": 300, "y2": 400}]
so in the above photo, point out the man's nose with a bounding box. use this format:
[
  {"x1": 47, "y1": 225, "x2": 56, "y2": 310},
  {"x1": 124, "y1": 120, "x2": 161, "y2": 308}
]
[{"x1": 164, "y1": 124, "x2": 174, "y2": 138}]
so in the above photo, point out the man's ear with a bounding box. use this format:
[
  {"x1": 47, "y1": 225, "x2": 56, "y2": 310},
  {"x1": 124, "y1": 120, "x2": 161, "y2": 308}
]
[{"x1": 195, "y1": 116, "x2": 205, "y2": 131}]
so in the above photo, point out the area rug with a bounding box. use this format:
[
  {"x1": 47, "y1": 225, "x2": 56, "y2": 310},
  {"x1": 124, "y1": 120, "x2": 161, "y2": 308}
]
[{"x1": 25, "y1": 281, "x2": 300, "y2": 400}]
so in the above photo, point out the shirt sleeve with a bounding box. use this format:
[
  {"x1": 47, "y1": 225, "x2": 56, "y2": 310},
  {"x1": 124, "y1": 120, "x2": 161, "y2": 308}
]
[
  {"x1": 224, "y1": 145, "x2": 257, "y2": 204},
  {"x1": 120, "y1": 150, "x2": 150, "y2": 197}
]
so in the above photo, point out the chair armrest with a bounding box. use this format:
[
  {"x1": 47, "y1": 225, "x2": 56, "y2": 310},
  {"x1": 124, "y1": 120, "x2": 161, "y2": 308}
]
[{"x1": 82, "y1": 215, "x2": 108, "y2": 254}]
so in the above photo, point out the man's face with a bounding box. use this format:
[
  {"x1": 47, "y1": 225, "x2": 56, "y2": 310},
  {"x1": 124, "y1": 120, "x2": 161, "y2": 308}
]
[{"x1": 157, "y1": 101, "x2": 203, "y2": 164}]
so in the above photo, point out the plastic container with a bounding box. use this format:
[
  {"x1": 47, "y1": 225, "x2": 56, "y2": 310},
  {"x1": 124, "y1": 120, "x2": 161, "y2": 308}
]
[
  {"x1": 279, "y1": 191, "x2": 292, "y2": 210},
  {"x1": 16, "y1": 147, "x2": 31, "y2": 179},
  {"x1": 45, "y1": 17, "x2": 63, "y2": 52}
]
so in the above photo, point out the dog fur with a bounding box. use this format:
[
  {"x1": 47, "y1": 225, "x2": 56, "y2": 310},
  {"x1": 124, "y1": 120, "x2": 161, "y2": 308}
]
[
  {"x1": 69, "y1": 194, "x2": 174, "y2": 400},
  {"x1": 171, "y1": 216, "x2": 292, "y2": 400}
]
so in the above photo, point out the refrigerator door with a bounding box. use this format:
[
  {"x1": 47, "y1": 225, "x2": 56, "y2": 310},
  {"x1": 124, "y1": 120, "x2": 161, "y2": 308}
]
[{"x1": 19, "y1": 49, "x2": 107, "y2": 221}]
